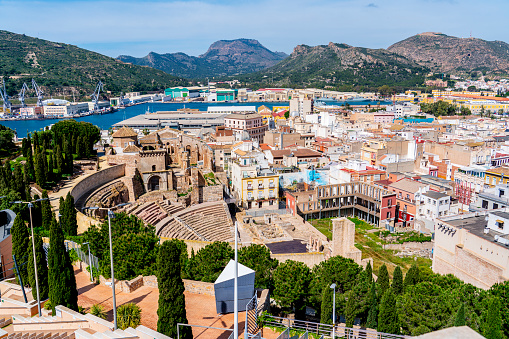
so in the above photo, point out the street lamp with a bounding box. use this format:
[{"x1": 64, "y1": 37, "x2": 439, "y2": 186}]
[
  {"x1": 11, "y1": 197, "x2": 49, "y2": 317},
  {"x1": 84, "y1": 202, "x2": 130, "y2": 330},
  {"x1": 330, "y1": 283, "x2": 336, "y2": 338},
  {"x1": 82, "y1": 242, "x2": 93, "y2": 282}
]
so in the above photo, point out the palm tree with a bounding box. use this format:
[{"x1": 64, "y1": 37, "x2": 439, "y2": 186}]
[
  {"x1": 89, "y1": 304, "x2": 107, "y2": 320},
  {"x1": 117, "y1": 303, "x2": 142, "y2": 330}
]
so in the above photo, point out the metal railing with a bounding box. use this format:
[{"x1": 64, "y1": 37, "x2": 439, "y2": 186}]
[
  {"x1": 263, "y1": 315, "x2": 410, "y2": 339},
  {"x1": 65, "y1": 241, "x2": 99, "y2": 272}
]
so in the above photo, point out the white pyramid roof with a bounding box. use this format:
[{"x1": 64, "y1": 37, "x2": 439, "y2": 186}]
[{"x1": 214, "y1": 260, "x2": 255, "y2": 284}]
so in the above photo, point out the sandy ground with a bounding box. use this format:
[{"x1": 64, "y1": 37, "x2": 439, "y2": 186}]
[{"x1": 75, "y1": 267, "x2": 282, "y2": 339}]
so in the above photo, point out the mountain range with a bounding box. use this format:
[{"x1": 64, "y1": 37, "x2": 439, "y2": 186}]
[
  {"x1": 117, "y1": 39, "x2": 287, "y2": 79},
  {"x1": 1, "y1": 30, "x2": 509, "y2": 97}
]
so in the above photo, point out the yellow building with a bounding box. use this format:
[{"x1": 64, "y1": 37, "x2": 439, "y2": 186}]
[
  {"x1": 485, "y1": 167, "x2": 509, "y2": 187},
  {"x1": 230, "y1": 159, "x2": 279, "y2": 210},
  {"x1": 360, "y1": 140, "x2": 387, "y2": 166}
]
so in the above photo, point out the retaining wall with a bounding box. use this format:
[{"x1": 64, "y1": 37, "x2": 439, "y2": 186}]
[
  {"x1": 271, "y1": 252, "x2": 326, "y2": 268},
  {"x1": 70, "y1": 164, "x2": 125, "y2": 203}
]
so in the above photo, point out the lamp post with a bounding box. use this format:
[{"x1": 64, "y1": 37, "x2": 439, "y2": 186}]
[
  {"x1": 330, "y1": 283, "x2": 336, "y2": 338},
  {"x1": 84, "y1": 202, "x2": 130, "y2": 330},
  {"x1": 82, "y1": 242, "x2": 93, "y2": 282},
  {"x1": 11, "y1": 197, "x2": 49, "y2": 317}
]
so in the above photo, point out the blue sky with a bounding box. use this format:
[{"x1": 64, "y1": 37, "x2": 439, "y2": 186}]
[{"x1": 0, "y1": 0, "x2": 508, "y2": 58}]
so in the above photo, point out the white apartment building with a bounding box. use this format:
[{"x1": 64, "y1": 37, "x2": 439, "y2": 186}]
[
  {"x1": 224, "y1": 112, "x2": 268, "y2": 143},
  {"x1": 419, "y1": 191, "x2": 451, "y2": 219}
]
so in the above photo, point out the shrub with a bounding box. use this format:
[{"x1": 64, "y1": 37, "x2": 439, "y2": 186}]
[
  {"x1": 90, "y1": 304, "x2": 107, "y2": 320},
  {"x1": 117, "y1": 303, "x2": 141, "y2": 330}
]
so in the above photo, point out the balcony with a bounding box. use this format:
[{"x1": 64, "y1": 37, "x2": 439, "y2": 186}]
[
  {"x1": 269, "y1": 183, "x2": 275, "y2": 188},
  {"x1": 247, "y1": 196, "x2": 254, "y2": 201},
  {"x1": 258, "y1": 184, "x2": 264, "y2": 189},
  {"x1": 247, "y1": 185, "x2": 253, "y2": 190}
]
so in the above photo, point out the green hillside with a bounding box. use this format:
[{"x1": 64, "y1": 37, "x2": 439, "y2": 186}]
[
  {"x1": 237, "y1": 42, "x2": 428, "y2": 91},
  {"x1": 0, "y1": 30, "x2": 188, "y2": 100}
]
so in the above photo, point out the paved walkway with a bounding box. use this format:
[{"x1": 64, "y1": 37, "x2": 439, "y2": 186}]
[{"x1": 75, "y1": 267, "x2": 281, "y2": 339}]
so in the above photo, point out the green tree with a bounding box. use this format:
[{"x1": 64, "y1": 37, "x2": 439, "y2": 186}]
[
  {"x1": 344, "y1": 290, "x2": 356, "y2": 328},
  {"x1": 40, "y1": 190, "x2": 53, "y2": 230},
  {"x1": 310, "y1": 256, "x2": 362, "y2": 319},
  {"x1": 366, "y1": 281, "x2": 378, "y2": 329},
  {"x1": 12, "y1": 163, "x2": 26, "y2": 200},
  {"x1": 26, "y1": 137, "x2": 35, "y2": 181},
  {"x1": 47, "y1": 151, "x2": 54, "y2": 182},
  {"x1": 378, "y1": 288, "x2": 400, "y2": 335},
  {"x1": 377, "y1": 264, "x2": 390, "y2": 296},
  {"x1": 185, "y1": 241, "x2": 233, "y2": 282},
  {"x1": 76, "y1": 136, "x2": 83, "y2": 159},
  {"x1": 27, "y1": 234, "x2": 49, "y2": 300},
  {"x1": 239, "y1": 244, "x2": 278, "y2": 289},
  {"x1": 404, "y1": 264, "x2": 420, "y2": 288},
  {"x1": 454, "y1": 303, "x2": 465, "y2": 327},
  {"x1": 34, "y1": 147, "x2": 47, "y2": 187},
  {"x1": 89, "y1": 304, "x2": 107, "y2": 319},
  {"x1": 54, "y1": 144, "x2": 63, "y2": 175},
  {"x1": 61, "y1": 193, "x2": 77, "y2": 236},
  {"x1": 273, "y1": 260, "x2": 310, "y2": 319},
  {"x1": 392, "y1": 266, "x2": 403, "y2": 295},
  {"x1": 156, "y1": 240, "x2": 192, "y2": 338},
  {"x1": 48, "y1": 218, "x2": 78, "y2": 314},
  {"x1": 110, "y1": 233, "x2": 159, "y2": 280},
  {"x1": 11, "y1": 214, "x2": 30, "y2": 286},
  {"x1": 365, "y1": 261, "x2": 373, "y2": 284},
  {"x1": 284, "y1": 111, "x2": 289, "y2": 119},
  {"x1": 484, "y1": 297, "x2": 503, "y2": 339}
]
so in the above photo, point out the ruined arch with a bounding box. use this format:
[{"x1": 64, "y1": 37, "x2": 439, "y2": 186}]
[{"x1": 148, "y1": 175, "x2": 161, "y2": 191}]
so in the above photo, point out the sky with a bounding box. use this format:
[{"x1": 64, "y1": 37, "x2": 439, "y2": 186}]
[{"x1": 0, "y1": 0, "x2": 508, "y2": 58}]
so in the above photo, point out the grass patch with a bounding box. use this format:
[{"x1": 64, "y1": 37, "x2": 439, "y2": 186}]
[{"x1": 309, "y1": 216, "x2": 431, "y2": 275}]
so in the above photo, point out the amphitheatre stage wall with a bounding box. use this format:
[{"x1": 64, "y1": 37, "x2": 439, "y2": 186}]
[
  {"x1": 70, "y1": 164, "x2": 126, "y2": 233},
  {"x1": 271, "y1": 252, "x2": 326, "y2": 268}
]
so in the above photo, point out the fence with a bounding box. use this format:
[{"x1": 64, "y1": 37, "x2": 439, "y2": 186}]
[
  {"x1": 263, "y1": 315, "x2": 410, "y2": 339},
  {"x1": 65, "y1": 241, "x2": 100, "y2": 273}
]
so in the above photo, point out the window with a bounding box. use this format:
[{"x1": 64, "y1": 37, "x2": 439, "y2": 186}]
[
  {"x1": 482, "y1": 200, "x2": 489, "y2": 209},
  {"x1": 497, "y1": 221, "x2": 504, "y2": 229},
  {"x1": 152, "y1": 165, "x2": 156, "y2": 171},
  {"x1": 494, "y1": 203, "x2": 499, "y2": 209},
  {"x1": 387, "y1": 212, "x2": 391, "y2": 218},
  {"x1": 433, "y1": 200, "x2": 436, "y2": 205},
  {"x1": 388, "y1": 199, "x2": 392, "y2": 206}
]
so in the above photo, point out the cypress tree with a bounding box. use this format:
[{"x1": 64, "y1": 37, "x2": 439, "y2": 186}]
[
  {"x1": 47, "y1": 152, "x2": 54, "y2": 182},
  {"x1": 27, "y1": 234, "x2": 49, "y2": 300},
  {"x1": 76, "y1": 136, "x2": 83, "y2": 159},
  {"x1": 3, "y1": 161, "x2": 12, "y2": 191},
  {"x1": 41, "y1": 190, "x2": 53, "y2": 230},
  {"x1": 377, "y1": 264, "x2": 390, "y2": 296},
  {"x1": 366, "y1": 281, "x2": 378, "y2": 329},
  {"x1": 32, "y1": 132, "x2": 39, "y2": 149},
  {"x1": 365, "y1": 261, "x2": 373, "y2": 284},
  {"x1": 48, "y1": 218, "x2": 78, "y2": 314},
  {"x1": 64, "y1": 138, "x2": 73, "y2": 175},
  {"x1": 22, "y1": 138, "x2": 28, "y2": 158},
  {"x1": 378, "y1": 288, "x2": 400, "y2": 335},
  {"x1": 62, "y1": 193, "x2": 77, "y2": 236},
  {"x1": 404, "y1": 264, "x2": 420, "y2": 288},
  {"x1": 34, "y1": 147, "x2": 47, "y2": 187},
  {"x1": 26, "y1": 140, "x2": 35, "y2": 181},
  {"x1": 13, "y1": 163, "x2": 25, "y2": 200},
  {"x1": 344, "y1": 291, "x2": 356, "y2": 328},
  {"x1": 454, "y1": 303, "x2": 466, "y2": 327},
  {"x1": 11, "y1": 214, "x2": 30, "y2": 286},
  {"x1": 55, "y1": 145, "x2": 64, "y2": 176},
  {"x1": 156, "y1": 240, "x2": 192, "y2": 339},
  {"x1": 23, "y1": 163, "x2": 31, "y2": 200},
  {"x1": 392, "y1": 266, "x2": 403, "y2": 295},
  {"x1": 484, "y1": 297, "x2": 503, "y2": 339},
  {"x1": 84, "y1": 133, "x2": 91, "y2": 159}
]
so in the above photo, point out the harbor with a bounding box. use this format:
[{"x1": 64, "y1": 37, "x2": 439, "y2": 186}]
[{"x1": 2, "y1": 99, "x2": 392, "y2": 138}]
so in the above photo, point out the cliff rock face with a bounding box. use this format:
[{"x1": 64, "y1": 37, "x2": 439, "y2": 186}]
[
  {"x1": 388, "y1": 32, "x2": 509, "y2": 75},
  {"x1": 117, "y1": 39, "x2": 287, "y2": 79}
]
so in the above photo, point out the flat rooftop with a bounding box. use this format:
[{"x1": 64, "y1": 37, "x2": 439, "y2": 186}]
[
  {"x1": 113, "y1": 112, "x2": 226, "y2": 129},
  {"x1": 265, "y1": 240, "x2": 308, "y2": 254},
  {"x1": 445, "y1": 214, "x2": 509, "y2": 249}
]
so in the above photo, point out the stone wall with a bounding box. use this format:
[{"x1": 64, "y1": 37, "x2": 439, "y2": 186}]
[
  {"x1": 383, "y1": 242, "x2": 433, "y2": 251},
  {"x1": 201, "y1": 185, "x2": 224, "y2": 203},
  {"x1": 70, "y1": 164, "x2": 126, "y2": 202},
  {"x1": 271, "y1": 252, "x2": 325, "y2": 268}
]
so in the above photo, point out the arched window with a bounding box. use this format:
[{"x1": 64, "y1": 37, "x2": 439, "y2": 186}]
[{"x1": 152, "y1": 165, "x2": 156, "y2": 171}]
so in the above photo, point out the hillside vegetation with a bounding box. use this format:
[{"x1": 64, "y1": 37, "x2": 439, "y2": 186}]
[
  {"x1": 0, "y1": 30, "x2": 188, "y2": 99},
  {"x1": 236, "y1": 42, "x2": 428, "y2": 91}
]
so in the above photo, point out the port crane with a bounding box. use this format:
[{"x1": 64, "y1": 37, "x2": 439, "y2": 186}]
[
  {"x1": 31, "y1": 79, "x2": 44, "y2": 107},
  {"x1": 0, "y1": 78, "x2": 11, "y2": 114},
  {"x1": 18, "y1": 83, "x2": 30, "y2": 108},
  {"x1": 90, "y1": 81, "x2": 104, "y2": 111}
]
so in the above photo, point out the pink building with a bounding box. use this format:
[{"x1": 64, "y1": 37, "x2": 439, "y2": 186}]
[{"x1": 224, "y1": 112, "x2": 268, "y2": 143}]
